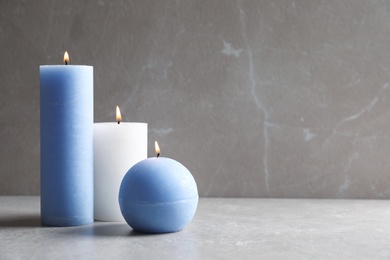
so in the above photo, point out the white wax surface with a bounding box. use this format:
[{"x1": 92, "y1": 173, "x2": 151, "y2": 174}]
[{"x1": 94, "y1": 122, "x2": 147, "y2": 221}]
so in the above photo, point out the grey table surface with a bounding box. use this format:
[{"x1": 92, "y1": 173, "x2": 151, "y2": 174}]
[{"x1": 1, "y1": 196, "x2": 390, "y2": 260}]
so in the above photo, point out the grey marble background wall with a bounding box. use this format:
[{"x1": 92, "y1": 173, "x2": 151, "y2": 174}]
[{"x1": 1, "y1": 0, "x2": 390, "y2": 198}]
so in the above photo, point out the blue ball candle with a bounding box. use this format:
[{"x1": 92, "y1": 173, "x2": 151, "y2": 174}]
[
  {"x1": 40, "y1": 52, "x2": 94, "y2": 226},
  {"x1": 119, "y1": 141, "x2": 198, "y2": 233}
]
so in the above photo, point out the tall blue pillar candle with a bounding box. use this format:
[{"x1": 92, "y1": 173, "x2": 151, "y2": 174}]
[{"x1": 40, "y1": 55, "x2": 93, "y2": 226}]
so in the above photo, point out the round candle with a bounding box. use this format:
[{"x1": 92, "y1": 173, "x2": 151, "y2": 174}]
[
  {"x1": 94, "y1": 108, "x2": 147, "y2": 221},
  {"x1": 40, "y1": 52, "x2": 93, "y2": 226},
  {"x1": 119, "y1": 143, "x2": 198, "y2": 233}
]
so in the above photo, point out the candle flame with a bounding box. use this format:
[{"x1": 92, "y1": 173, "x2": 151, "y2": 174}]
[
  {"x1": 155, "y1": 141, "x2": 160, "y2": 157},
  {"x1": 116, "y1": 106, "x2": 122, "y2": 123},
  {"x1": 64, "y1": 51, "x2": 69, "y2": 65}
]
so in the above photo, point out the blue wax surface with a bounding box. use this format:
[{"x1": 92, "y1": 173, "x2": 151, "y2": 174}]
[
  {"x1": 40, "y1": 65, "x2": 94, "y2": 226},
  {"x1": 119, "y1": 157, "x2": 198, "y2": 233}
]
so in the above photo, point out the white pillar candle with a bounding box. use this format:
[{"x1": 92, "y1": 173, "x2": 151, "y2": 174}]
[{"x1": 94, "y1": 107, "x2": 147, "y2": 221}]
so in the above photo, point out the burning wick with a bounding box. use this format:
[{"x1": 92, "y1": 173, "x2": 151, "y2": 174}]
[
  {"x1": 155, "y1": 141, "x2": 160, "y2": 158},
  {"x1": 116, "y1": 106, "x2": 122, "y2": 124},
  {"x1": 64, "y1": 51, "x2": 69, "y2": 65}
]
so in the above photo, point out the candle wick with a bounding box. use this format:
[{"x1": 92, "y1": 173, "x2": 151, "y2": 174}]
[
  {"x1": 117, "y1": 121, "x2": 120, "y2": 124},
  {"x1": 157, "y1": 153, "x2": 160, "y2": 158},
  {"x1": 65, "y1": 61, "x2": 68, "y2": 65}
]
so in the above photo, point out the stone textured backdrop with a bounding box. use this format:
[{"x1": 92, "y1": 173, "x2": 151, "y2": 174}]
[{"x1": 1, "y1": 0, "x2": 390, "y2": 198}]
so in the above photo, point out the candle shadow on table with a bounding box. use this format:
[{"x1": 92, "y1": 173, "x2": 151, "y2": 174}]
[
  {"x1": 63, "y1": 222, "x2": 169, "y2": 237},
  {"x1": 0, "y1": 214, "x2": 41, "y2": 227},
  {"x1": 128, "y1": 229, "x2": 168, "y2": 237}
]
